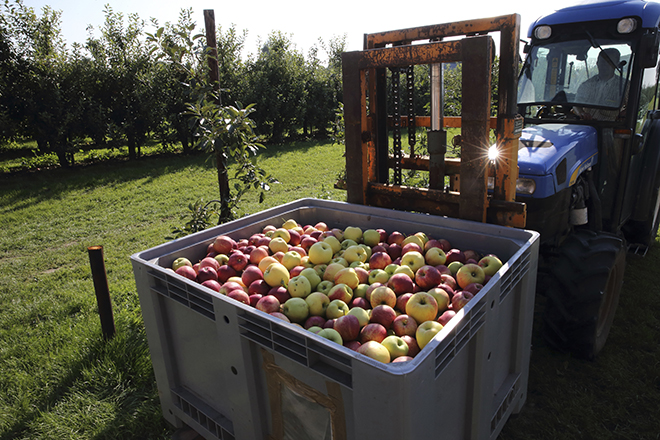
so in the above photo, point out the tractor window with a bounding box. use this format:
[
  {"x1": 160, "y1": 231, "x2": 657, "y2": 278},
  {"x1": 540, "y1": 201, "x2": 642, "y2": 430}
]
[
  {"x1": 636, "y1": 65, "x2": 658, "y2": 134},
  {"x1": 519, "y1": 39, "x2": 633, "y2": 120}
]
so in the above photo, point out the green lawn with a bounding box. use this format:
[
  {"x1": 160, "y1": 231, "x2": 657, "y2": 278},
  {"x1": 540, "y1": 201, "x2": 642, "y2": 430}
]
[{"x1": 1, "y1": 139, "x2": 658, "y2": 439}]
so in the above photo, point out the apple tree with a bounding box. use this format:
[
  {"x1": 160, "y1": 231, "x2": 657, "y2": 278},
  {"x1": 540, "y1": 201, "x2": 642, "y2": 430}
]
[{"x1": 148, "y1": 15, "x2": 277, "y2": 224}]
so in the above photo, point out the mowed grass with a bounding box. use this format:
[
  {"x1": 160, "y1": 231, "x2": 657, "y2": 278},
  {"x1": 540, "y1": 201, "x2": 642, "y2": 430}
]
[
  {"x1": 0, "y1": 140, "x2": 346, "y2": 439},
  {"x1": 1, "y1": 138, "x2": 659, "y2": 439}
]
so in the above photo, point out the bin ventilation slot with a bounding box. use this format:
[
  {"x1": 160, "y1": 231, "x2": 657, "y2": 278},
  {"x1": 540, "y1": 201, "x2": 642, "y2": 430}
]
[
  {"x1": 490, "y1": 374, "x2": 521, "y2": 434},
  {"x1": 499, "y1": 248, "x2": 531, "y2": 303},
  {"x1": 172, "y1": 388, "x2": 235, "y2": 440},
  {"x1": 433, "y1": 295, "x2": 487, "y2": 378},
  {"x1": 238, "y1": 312, "x2": 353, "y2": 388},
  {"x1": 148, "y1": 270, "x2": 215, "y2": 320}
]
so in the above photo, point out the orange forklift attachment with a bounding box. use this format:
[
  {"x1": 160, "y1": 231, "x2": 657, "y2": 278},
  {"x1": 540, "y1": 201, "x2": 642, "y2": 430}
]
[{"x1": 342, "y1": 14, "x2": 526, "y2": 228}]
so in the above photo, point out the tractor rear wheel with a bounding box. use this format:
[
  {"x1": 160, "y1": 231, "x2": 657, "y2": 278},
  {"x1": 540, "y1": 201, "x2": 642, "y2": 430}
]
[
  {"x1": 624, "y1": 169, "x2": 660, "y2": 250},
  {"x1": 541, "y1": 230, "x2": 626, "y2": 360}
]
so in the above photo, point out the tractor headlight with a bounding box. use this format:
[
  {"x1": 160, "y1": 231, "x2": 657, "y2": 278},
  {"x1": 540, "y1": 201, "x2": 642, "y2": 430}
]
[
  {"x1": 516, "y1": 178, "x2": 537, "y2": 195},
  {"x1": 534, "y1": 25, "x2": 552, "y2": 40},
  {"x1": 617, "y1": 18, "x2": 637, "y2": 34}
]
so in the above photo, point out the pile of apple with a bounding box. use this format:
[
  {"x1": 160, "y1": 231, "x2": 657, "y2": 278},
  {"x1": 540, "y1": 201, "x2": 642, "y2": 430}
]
[{"x1": 169, "y1": 219, "x2": 503, "y2": 364}]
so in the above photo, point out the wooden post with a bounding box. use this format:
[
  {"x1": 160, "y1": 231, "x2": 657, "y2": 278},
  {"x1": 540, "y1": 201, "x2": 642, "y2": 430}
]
[
  {"x1": 204, "y1": 10, "x2": 231, "y2": 222},
  {"x1": 87, "y1": 246, "x2": 115, "y2": 339}
]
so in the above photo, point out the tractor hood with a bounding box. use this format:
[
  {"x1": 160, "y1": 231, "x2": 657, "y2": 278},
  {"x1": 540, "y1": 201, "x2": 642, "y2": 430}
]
[{"x1": 518, "y1": 124, "x2": 598, "y2": 198}]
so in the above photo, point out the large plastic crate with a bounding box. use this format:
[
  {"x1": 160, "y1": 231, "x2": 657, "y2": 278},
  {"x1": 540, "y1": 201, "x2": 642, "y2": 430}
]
[{"x1": 131, "y1": 198, "x2": 539, "y2": 440}]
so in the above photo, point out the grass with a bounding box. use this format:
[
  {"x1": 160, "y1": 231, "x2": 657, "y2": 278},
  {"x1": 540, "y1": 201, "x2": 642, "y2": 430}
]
[{"x1": 1, "y1": 138, "x2": 659, "y2": 439}]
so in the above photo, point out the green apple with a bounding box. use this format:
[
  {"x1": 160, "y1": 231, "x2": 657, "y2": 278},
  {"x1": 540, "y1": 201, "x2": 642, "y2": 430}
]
[
  {"x1": 323, "y1": 262, "x2": 346, "y2": 281},
  {"x1": 347, "y1": 307, "x2": 370, "y2": 327},
  {"x1": 343, "y1": 245, "x2": 368, "y2": 264},
  {"x1": 317, "y1": 328, "x2": 343, "y2": 345},
  {"x1": 393, "y1": 264, "x2": 415, "y2": 279},
  {"x1": 333, "y1": 267, "x2": 360, "y2": 289},
  {"x1": 416, "y1": 320, "x2": 444, "y2": 349},
  {"x1": 357, "y1": 340, "x2": 390, "y2": 363},
  {"x1": 271, "y1": 227, "x2": 291, "y2": 243},
  {"x1": 478, "y1": 255, "x2": 503, "y2": 276},
  {"x1": 316, "y1": 280, "x2": 334, "y2": 294},
  {"x1": 427, "y1": 287, "x2": 451, "y2": 313},
  {"x1": 381, "y1": 335, "x2": 409, "y2": 361},
  {"x1": 406, "y1": 292, "x2": 439, "y2": 324},
  {"x1": 307, "y1": 325, "x2": 323, "y2": 334},
  {"x1": 400, "y1": 251, "x2": 425, "y2": 273},
  {"x1": 359, "y1": 244, "x2": 372, "y2": 260},
  {"x1": 308, "y1": 241, "x2": 333, "y2": 265},
  {"x1": 305, "y1": 291, "x2": 330, "y2": 316},
  {"x1": 368, "y1": 269, "x2": 390, "y2": 285},
  {"x1": 402, "y1": 234, "x2": 425, "y2": 250},
  {"x1": 353, "y1": 283, "x2": 370, "y2": 298},
  {"x1": 447, "y1": 261, "x2": 464, "y2": 275},
  {"x1": 172, "y1": 257, "x2": 192, "y2": 271},
  {"x1": 343, "y1": 226, "x2": 363, "y2": 243},
  {"x1": 456, "y1": 263, "x2": 486, "y2": 289},
  {"x1": 281, "y1": 250, "x2": 302, "y2": 271},
  {"x1": 326, "y1": 299, "x2": 349, "y2": 319},
  {"x1": 322, "y1": 235, "x2": 342, "y2": 254},
  {"x1": 288, "y1": 275, "x2": 312, "y2": 298},
  {"x1": 349, "y1": 261, "x2": 369, "y2": 270},
  {"x1": 362, "y1": 229, "x2": 381, "y2": 247},
  {"x1": 299, "y1": 267, "x2": 322, "y2": 290},
  {"x1": 424, "y1": 247, "x2": 447, "y2": 266},
  {"x1": 281, "y1": 219, "x2": 299, "y2": 230},
  {"x1": 384, "y1": 263, "x2": 400, "y2": 276},
  {"x1": 268, "y1": 236, "x2": 289, "y2": 254},
  {"x1": 340, "y1": 238, "x2": 358, "y2": 250},
  {"x1": 330, "y1": 256, "x2": 349, "y2": 267},
  {"x1": 263, "y1": 262, "x2": 290, "y2": 287},
  {"x1": 281, "y1": 297, "x2": 309, "y2": 323},
  {"x1": 214, "y1": 254, "x2": 229, "y2": 266}
]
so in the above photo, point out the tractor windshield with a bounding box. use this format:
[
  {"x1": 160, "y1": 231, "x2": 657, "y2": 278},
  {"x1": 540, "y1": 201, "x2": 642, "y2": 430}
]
[{"x1": 518, "y1": 39, "x2": 634, "y2": 120}]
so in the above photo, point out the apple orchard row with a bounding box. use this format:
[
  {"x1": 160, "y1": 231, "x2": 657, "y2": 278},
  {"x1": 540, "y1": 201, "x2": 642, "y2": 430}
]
[{"x1": 170, "y1": 220, "x2": 503, "y2": 364}]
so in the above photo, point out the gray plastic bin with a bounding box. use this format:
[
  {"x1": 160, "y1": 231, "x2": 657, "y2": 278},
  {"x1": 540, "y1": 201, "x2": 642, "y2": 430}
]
[{"x1": 131, "y1": 198, "x2": 539, "y2": 440}]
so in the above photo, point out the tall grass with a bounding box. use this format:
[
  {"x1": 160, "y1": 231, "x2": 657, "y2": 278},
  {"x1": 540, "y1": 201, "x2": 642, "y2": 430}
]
[{"x1": 1, "y1": 138, "x2": 658, "y2": 439}]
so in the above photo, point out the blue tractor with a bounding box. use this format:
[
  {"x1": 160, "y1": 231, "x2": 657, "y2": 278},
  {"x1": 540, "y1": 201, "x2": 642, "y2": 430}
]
[
  {"x1": 516, "y1": 0, "x2": 660, "y2": 358},
  {"x1": 342, "y1": 0, "x2": 660, "y2": 360}
]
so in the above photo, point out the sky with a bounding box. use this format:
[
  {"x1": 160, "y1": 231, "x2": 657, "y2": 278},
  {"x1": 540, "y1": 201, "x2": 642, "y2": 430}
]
[{"x1": 23, "y1": 0, "x2": 579, "y2": 57}]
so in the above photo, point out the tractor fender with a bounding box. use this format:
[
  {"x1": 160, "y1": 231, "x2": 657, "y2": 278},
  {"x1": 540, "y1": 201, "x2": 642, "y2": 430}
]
[{"x1": 630, "y1": 117, "x2": 660, "y2": 222}]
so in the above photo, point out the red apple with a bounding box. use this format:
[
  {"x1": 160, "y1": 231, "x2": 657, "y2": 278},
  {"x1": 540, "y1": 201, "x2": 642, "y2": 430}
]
[
  {"x1": 414, "y1": 265, "x2": 443, "y2": 290},
  {"x1": 392, "y1": 314, "x2": 418, "y2": 337},
  {"x1": 256, "y1": 295, "x2": 281, "y2": 313},
  {"x1": 249, "y1": 293, "x2": 263, "y2": 307},
  {"x1": 463, "y1": 282, "x2": 484, "y2": 296},
  {"x1": 241, "y1": 265, "x2": 263, "y2": 287},
  {"x1": 268, "y1": 286, "x2": 291, "y2": 304},
  {"x1": 175, "y1": 265, "x2": 197, "y2": 281},
  {"x1": 227, "y1": 289, "x2": 250, "y2": 305},
  {"x1": 369, "y1": 251, "x2": 392, "y2": 270},
  {"x1": 401, "y1": 242, "x2": 423, "y2": 255},
  {"x1": 437, "y1": 310, "x2": 457, "y2": 326},
  {"x1": 334, "y1": 314, "x2": 361, "y2": 341},
  {"x1": 387, "y1": 243, "x2": 403, "y2": 261},
  {"x1": 249, "y1": 246, "x2": 269, "y2": 265},
  {"x1": 196, "y1": 266, "x2": 218, "y2": 283},
  {"x1": 370, "y1": 304, "x2": 397, "y2": 329},
  {"x1": 359, "y1": 323, "x2": 388, "y2": 344},
  {"x1": 248, "y1": 279, "x2": 270, "y2": 296},
  {"x1": 387, "y1": 273, "x2": 415, "y2": 296},
  {"x1": 199, "y1": 256, "x2": 221, "y2": 272},
  {"x1": 227, "y1": 251, "x2": 249, "y2": 272},
  {"x1": 304, "y1": 315, "x2": 327, "y2": 330},
  {"x1": 395, "y1": 293, "x2": 413, "y2": 313},
  {"x1": 369, "y1": 286, "x2": 397, "y2": 308},
  {"x1": 400, "y1": 335, "x2": 420, "y2": 357},
  {"x1": 217, "y1": 265, "x2": 238, "y2": 283},
  {"x1": 269, "y1": 311, "x2": 290, "y2": 322},
  {"x1": 445, "y1": 248, "x2": 466, "y2": 264},
  {"x1": 350, "y1": 297, "x2": 370, "y2": 309},
  {"x1": 452, "y1": 291, "x2": 474, "y2": 311},
  {"x1": 213, "y1": 235, "x2": 236, "y2": 255},
  {"x1": 440, "y1": 273, "x2": 458, "y2": 290},
  {"x1": 387, "y1": 231, "x2": 405, "y2": 245},
  {"x1": 201, "y1": 279, "x2": 222, "y2": 292},
  {"x1": 344, "y1": 340, "x2": 362, "y2": 351}
]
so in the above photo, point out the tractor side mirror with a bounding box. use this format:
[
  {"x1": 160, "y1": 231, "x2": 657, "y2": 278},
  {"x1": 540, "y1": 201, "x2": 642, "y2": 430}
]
[{"x1": 639, "y1": 31, "x2": 660, "y2": 68}]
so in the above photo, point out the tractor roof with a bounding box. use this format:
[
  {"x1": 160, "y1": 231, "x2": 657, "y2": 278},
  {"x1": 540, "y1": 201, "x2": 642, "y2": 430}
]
[{"x1": 528, "y1": 0, "x2": 660, "y2": 37}]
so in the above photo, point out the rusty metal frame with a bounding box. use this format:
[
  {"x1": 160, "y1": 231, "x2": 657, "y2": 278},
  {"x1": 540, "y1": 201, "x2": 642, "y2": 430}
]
[{"x1": 342, "y1": 14, "x2": 526, "y2": 227}]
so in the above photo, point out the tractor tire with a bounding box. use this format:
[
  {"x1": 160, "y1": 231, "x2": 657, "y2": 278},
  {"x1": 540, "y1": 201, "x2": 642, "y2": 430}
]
[
  {"x1": 541, "y1": 230, "x2": 626, "y2": 360},
  {"x1": 624, "y1": 169, "x2": 660, "y2": 250}
]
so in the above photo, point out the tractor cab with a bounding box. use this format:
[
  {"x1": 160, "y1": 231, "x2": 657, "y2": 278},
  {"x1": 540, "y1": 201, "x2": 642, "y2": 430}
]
[{"x1": 515, "y1": 0, "x2": 660, "y2": 248}]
